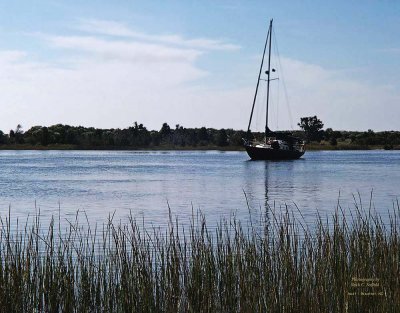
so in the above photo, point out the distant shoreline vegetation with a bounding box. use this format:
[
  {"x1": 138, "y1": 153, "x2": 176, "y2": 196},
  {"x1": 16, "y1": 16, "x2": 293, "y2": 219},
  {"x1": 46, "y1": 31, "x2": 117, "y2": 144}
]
[{"x1": 1, "y1": 122, "x2": 400, "y2": 150}]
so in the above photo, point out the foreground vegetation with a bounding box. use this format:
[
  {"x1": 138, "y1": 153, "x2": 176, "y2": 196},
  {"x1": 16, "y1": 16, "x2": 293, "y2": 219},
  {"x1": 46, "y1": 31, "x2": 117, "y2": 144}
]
[
  {"x1": 1, "y1": 122, "x2": 400, "y2": 150},
  {"x1": 0, "y1": 202, "x2": 399, "y2": 312}
]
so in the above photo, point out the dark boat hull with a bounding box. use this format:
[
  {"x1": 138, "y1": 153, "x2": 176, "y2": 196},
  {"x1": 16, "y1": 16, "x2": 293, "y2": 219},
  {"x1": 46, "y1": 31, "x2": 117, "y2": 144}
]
[{"x1": 245, "y1": 145, "x2": 305, "y2": 160}]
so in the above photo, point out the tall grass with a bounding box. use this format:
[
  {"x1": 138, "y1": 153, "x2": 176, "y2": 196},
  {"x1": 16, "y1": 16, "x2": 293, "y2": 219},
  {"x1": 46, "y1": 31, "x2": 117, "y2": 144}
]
[{"x1": 0, "y1": 202, "x2": 398, "y2": 312}]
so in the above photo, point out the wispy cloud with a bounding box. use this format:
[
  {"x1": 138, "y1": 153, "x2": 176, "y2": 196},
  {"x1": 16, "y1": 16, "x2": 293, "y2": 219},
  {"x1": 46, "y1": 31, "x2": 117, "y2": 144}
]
[
  {"x1": 378, "y1": 47, "x2": 400, "y2": 53},
  {"x1": 77, "y1": 19, "x2": 241, "y2": 51},
  {"x1": 47, "y1": 35, "x2": 202, "y2": 63},
  {"x1": 0, "y1": 51, "x2": 28, "y2": 63},
  {"x1": 275, "y1": 57, "x2": 400, "y2": 131}
]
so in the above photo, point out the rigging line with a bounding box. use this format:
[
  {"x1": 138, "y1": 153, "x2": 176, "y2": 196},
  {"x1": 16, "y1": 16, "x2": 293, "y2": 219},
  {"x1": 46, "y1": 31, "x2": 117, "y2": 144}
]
[
  {"x1": 268, "y1": 35, "x2": 279, "y2": 131},
  {"x1": 255, "y1": 87, "x2": 261, "y2": 131},
  {"x1": 272, "y1": 27, "x2": 294, "y2": 130},
  {"x1": 277, "y1": 77, "x2": 280, "y2": 130},
  {"x1": 256, "y1": 83, "x2": 268, "y2": 132}
]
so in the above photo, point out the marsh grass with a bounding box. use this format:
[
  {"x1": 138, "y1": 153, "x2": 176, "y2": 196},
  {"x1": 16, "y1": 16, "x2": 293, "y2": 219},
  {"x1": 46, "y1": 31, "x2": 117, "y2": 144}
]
[{"x1": 0, "y1": 202, "x2": 398, "y2": 312}]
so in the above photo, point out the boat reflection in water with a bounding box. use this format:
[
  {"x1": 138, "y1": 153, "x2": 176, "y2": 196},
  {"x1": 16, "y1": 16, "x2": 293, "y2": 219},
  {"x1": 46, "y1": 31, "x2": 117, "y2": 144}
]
[{"x1": 244, "y1": 159, "x2": 305, "y2": 230}]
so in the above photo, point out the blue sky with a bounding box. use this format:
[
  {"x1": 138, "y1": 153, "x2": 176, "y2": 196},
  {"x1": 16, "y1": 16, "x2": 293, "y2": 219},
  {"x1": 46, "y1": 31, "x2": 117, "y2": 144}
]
[{"x1": 0, "y1": 1, "x2": 399, "y2": 132}]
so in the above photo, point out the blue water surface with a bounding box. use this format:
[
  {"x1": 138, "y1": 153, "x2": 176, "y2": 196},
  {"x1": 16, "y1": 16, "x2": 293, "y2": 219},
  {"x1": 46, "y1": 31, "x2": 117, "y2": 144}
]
[{"x1": 0, "y1": 150, "x2": 398, "y2": 229}]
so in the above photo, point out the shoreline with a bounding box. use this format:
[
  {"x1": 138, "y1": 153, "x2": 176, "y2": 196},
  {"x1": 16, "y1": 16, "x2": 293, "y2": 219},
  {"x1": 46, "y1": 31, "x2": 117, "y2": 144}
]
[{"x1": 0, "y1": 143, "x2": 399, "y2": 151}]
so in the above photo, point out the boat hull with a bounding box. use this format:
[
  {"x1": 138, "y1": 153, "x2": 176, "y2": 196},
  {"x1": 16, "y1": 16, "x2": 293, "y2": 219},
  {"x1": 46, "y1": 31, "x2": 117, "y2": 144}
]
[{"x1": 245, "y1": 145, "x2": 305, "y2": 160}]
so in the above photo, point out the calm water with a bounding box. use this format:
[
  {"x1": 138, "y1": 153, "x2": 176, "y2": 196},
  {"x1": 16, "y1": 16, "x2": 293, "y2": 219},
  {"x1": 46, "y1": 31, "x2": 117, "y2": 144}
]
[{"x1": 0, "y1": 150, "x2": 399, "y2": 228}]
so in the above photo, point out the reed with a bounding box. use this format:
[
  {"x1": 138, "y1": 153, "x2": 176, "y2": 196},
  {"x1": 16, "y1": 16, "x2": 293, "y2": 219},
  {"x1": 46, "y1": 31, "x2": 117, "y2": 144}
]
[{"x1": 0, "y1": 202, "x2": 398, "y2": 312}]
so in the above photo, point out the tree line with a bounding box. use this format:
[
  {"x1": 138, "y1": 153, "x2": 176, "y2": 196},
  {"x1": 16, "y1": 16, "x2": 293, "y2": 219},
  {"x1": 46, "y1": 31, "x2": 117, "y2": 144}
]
[
  {"x1": 297, "y1": 115, "x2": 400, "y2": 149},
  {"x1": 0, "y1": 123, "x2": 244, "y2": 148},
  {"x1": 0, "y1": 118, "x2": 399, "y2": 149}
]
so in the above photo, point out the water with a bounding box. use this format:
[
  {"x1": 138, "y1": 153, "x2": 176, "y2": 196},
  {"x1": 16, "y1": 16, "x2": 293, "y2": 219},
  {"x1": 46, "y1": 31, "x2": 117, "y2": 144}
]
[{"x1": 0, "y1": 150, "x2": 399, "y2": 229}]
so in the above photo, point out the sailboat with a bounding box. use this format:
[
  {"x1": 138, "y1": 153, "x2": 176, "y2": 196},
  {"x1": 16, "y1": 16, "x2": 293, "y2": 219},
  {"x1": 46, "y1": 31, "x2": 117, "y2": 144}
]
[{"x1": 244, "y1": 19, "x2": 305, "y2": 160}]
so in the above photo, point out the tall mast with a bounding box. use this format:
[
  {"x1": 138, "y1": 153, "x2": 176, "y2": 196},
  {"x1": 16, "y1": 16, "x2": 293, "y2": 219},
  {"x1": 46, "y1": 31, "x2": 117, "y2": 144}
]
[
  {"x1": 265, "y1": 19, "x2": 273, "y2": 136},
  {"x1": 246, "y1": 22, "x2": 271, "y2": 136}
]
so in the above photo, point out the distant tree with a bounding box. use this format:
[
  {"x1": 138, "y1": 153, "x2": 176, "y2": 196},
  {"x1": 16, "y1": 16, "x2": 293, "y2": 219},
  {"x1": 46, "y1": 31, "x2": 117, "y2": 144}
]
[
  {"x1": 186, "y1": 129, "x2": 198, "y2": 146},
  {"x1": 325, "y1": 127, "x2": 340, "y2": 146},
  {"x1": 129, "y1": 122, "x2": 151, "y2": 146},
  {"x1": 173, "y1": 124, "x2": 185, "y2": 146},
  {"x1": 329, "y1": 137, "x2": 337, "y2": 146},
  {"x1": 198, "y1": 127, "x2": 209, "y2": 145},
  {"x1": 230, "y1": 130, "x2": 246, "y2": 146},
  {"x1": 16, "y1": 124, "x2": 23, "y2": 133},
  {"x1": 298, "y1": 116, "x2": 324, "y2": 142},
  {"x1": 9, "y1": 129, "x2": 15, "y2": 144},
  {"x1": 0, "y1": 130, "x2": 6, "y2": 144},
  {"x1": 159, "y1": 123, "x2": 171, "y2": 144},
  {"x1": 41, "y1": 127, "x2": 49, "y2": 146},
  {"x1": 324, "y1": 128, "x2": 333, "y2": 140},
  {"x1": 14, "y1": 124, "x2": 24, "y2": 144},
  {"x1": 160, "y1": 123, "x2": 171, "y2": 136},
  {"x1": 65, "y1": 129, "x2": 78, "y2": 144},
  {"x1": 216, "y1": 129, "x2": 228, "y2": 147},
  {"x1": 150, "y1": 131, "x2": 161, "y2": 146},
  {"x1": 113, "y1": 129, "x2": 129, "y2": 146}
]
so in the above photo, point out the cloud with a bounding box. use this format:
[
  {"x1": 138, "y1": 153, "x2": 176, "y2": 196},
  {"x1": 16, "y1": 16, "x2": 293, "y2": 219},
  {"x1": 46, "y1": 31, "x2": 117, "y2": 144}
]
[
  {"x1": 378, "y1": 47, "x2": 400, "y2": 53},
  {"x1": 274, "y1": 57, "x2": 400, "y2": 131},
  {"x1": 0, "y1": 47, "x2": 209, "y2": 131},
  {"x1": 77, "y1": 19, "x2": 241, "y2": 51},
  {"x1": 0, "y1": 26, "x2": 213, "y2": 131},
  {"x1": 0, "y1": 51, "x2": 28, "y2": 63},
  {"x1": 0, "y1": 23, "x2": 399, "y2": 133},
  {"x1": 47, "y1": 35, "x2": 202, "y2": 63}
]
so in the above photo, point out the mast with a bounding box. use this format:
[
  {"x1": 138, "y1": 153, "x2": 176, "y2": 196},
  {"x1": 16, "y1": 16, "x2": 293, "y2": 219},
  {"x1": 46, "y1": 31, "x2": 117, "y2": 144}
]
[
  {"x1": 246, "y1": 22, "x2": 271, "y2": 136},
  {"x1": 265, "y1": 19, "x2": 273, "y2": 136}
]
